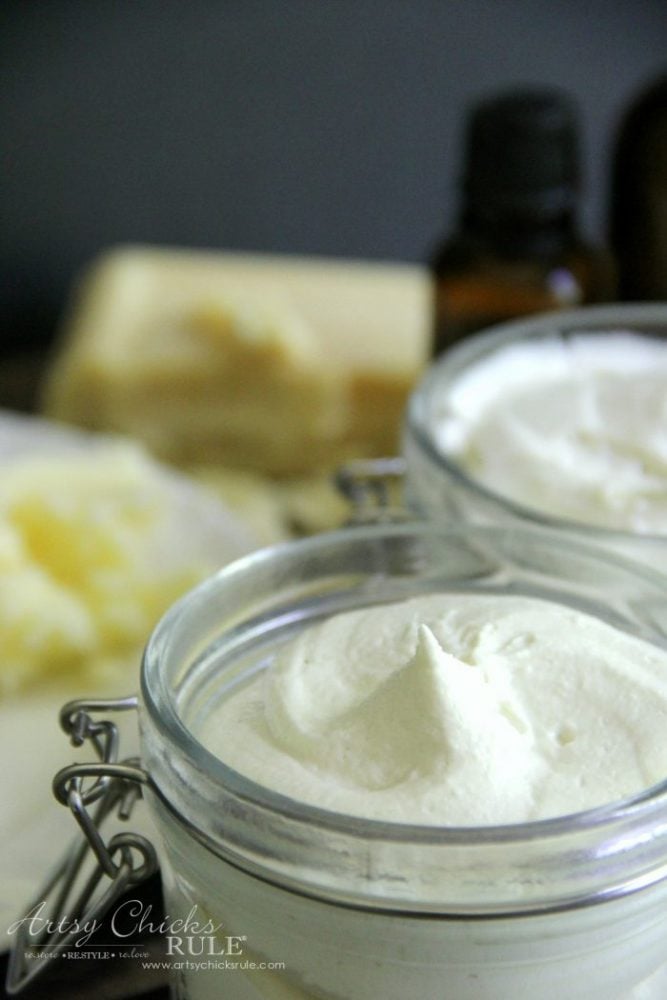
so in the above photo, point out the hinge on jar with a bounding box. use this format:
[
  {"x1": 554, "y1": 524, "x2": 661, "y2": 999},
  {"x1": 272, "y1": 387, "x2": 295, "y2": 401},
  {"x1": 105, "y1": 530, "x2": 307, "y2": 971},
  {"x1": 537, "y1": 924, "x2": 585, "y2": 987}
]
[
  {"x1": 6, "y1": 696, "x2": 158, "y2": 995},
  {"x1": 335, "y1": 456, "x2": 408, "y2": 523}
]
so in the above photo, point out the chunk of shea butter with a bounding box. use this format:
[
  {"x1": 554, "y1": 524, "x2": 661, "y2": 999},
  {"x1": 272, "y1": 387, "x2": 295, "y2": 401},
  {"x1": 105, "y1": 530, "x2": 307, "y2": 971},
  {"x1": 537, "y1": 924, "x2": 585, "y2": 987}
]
[
  {"x1": 0, "y1": 437, "x2": 252, "y2": 695},
  {"x1": 201, "y1": 594, "x2": 667, "y2": 825}
]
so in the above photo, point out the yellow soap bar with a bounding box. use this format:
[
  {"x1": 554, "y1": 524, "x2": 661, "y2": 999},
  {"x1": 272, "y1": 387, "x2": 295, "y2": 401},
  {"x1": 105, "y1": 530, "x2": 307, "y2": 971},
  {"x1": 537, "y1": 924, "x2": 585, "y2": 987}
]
[{"x1": 42, "y1": 247, "x2": 432, "y2": 475}]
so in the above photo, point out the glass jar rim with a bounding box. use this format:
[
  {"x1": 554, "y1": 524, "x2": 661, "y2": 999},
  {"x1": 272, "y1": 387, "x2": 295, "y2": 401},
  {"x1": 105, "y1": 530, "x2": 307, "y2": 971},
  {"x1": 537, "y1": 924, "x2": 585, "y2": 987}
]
[{"x1": 406, "y1": 302, "x2": 667, "y2": 545}]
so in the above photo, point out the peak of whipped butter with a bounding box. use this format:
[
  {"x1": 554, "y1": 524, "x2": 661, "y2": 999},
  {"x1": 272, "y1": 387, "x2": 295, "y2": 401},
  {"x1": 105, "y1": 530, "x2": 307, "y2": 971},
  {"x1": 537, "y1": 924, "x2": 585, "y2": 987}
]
[
  {"x1": 200, "y1": 593, "x2": 667, "y2": 826},
  {"x1": 431, "y1": 332, "x2": 667, "y2": 533}
]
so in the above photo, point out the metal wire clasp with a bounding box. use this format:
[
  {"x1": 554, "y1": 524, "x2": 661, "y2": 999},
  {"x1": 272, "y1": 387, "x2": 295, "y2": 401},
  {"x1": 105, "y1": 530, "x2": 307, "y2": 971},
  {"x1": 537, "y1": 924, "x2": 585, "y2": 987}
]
[
  {"x1": 6, "y1": 696, "x2": 158, "y2": 995},
  {"x1": 335, "y1": 456, "x2": 408, "y2": 523}
]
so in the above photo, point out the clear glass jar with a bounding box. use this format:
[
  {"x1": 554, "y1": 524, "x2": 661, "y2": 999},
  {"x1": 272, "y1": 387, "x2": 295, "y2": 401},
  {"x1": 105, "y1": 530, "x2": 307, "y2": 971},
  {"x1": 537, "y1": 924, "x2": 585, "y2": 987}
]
[
  {"x1": 403, "y1": 303, "x2": 667, "y2": 570},
  {"x1": 139, "y1": 521, "x2": 667, "y2": 999}
]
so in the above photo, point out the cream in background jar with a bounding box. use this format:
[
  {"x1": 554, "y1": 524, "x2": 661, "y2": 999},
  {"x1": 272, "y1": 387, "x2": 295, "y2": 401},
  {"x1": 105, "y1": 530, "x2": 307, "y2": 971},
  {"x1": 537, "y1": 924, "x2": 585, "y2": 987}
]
[
  {"x1": 430, "y1": 331, "x2": 667, "y2": 532},
  {"x1": 403, "y1": 306, "x2": 667, "y2": 569}
]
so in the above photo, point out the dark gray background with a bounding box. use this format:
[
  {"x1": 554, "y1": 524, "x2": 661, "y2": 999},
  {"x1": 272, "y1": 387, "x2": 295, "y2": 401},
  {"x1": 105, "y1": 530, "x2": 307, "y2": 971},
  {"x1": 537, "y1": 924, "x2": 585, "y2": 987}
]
[{"x1": 2, "y1": 0, "x2": 667, "y2": 351}]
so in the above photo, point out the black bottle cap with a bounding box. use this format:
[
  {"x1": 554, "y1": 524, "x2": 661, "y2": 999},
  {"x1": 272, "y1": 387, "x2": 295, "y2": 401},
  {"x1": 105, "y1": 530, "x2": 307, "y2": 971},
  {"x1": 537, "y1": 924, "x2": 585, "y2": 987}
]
[{"x1": 463, "y1": 88, "x2": 580, "y2": 224}]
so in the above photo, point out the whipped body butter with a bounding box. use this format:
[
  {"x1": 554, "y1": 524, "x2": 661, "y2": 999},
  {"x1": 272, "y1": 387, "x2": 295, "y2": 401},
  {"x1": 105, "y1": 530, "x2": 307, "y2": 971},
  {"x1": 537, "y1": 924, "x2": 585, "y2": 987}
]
[
  {"x1": 404, "y1": 304, "x2": 667, "y2": 567},
  {"x1": 136, "y1": 522, "x2": 667, "y2": 999},
  {"x1": 204, "y1": 594, "x2": 667, "y2": 827}
]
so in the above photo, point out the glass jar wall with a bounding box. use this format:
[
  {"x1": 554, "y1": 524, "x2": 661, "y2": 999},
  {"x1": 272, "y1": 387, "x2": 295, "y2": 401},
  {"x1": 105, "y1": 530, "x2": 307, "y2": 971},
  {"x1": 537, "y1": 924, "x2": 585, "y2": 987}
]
[{"x1": 139, "y1": 522, "x2": 667, "y2": 999}]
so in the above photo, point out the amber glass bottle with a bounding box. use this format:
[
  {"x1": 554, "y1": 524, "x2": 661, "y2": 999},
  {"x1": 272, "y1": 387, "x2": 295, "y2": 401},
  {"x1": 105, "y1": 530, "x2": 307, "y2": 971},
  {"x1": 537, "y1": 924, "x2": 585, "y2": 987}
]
[
  {"x1": 611, "y1": 75, "x2": 667, "y2": 301},
  {"x1": 431, "y1": 89, "x2": 615, "y2": 355}
]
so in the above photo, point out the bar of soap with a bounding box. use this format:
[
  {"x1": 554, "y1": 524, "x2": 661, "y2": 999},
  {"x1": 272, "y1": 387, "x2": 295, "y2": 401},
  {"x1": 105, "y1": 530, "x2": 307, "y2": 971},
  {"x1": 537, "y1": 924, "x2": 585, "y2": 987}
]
[{"x1": 42, "y1": 247, "x2": 432, "y2": 475}]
